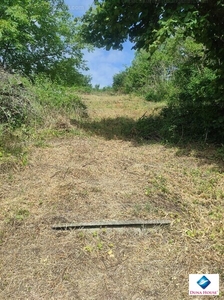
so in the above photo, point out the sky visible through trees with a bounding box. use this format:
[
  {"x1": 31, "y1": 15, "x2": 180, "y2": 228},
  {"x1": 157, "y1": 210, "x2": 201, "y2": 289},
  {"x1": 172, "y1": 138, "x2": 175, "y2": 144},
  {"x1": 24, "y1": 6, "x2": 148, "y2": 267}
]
[{"x1": 64, "y1": 0, "x2": 135, "y2": 87}]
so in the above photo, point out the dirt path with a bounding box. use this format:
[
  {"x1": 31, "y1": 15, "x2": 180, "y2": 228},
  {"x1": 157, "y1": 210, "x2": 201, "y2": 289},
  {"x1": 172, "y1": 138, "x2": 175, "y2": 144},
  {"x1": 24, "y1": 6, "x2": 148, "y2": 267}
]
[{"x1": 0, "y1": 94, "x2": 223, "y2": 299}]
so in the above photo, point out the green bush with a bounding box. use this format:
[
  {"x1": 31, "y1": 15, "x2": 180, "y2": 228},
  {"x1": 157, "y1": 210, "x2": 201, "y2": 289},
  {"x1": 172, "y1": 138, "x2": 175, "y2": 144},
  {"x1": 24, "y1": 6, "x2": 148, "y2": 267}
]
[
  {"x1": 0, "y1": 69, "x2": 38, "y2": 128},
  {"x1": 113, "y1": 72, "x2": 127, "y2": 92},
  {"x1": 168, "y1": 63, "x2": 224, "y2": 143},
  {"x1": 0, "y1": 70, "x2": 87, "y2": 130},
  {"x1": 32, "y1": 75, "x2": 87, "y2": 112},
  {"x1": 145, "y1": 89, "x2": 161, "y2": 102}
]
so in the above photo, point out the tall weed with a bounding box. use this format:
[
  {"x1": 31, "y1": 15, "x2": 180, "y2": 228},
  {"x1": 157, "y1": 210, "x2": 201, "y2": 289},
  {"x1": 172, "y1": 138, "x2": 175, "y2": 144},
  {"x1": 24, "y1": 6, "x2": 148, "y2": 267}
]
[{"x1": 32, "y1": 75, "x2": 86, "y2": 112}]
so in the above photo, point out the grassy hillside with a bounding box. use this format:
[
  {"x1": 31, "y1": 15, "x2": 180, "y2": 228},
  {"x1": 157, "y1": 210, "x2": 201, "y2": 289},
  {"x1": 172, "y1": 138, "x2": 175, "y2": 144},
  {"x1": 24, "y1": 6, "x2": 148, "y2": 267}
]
[{"x1": 0, "y1": 87, "x2": 223, "y2": 299}]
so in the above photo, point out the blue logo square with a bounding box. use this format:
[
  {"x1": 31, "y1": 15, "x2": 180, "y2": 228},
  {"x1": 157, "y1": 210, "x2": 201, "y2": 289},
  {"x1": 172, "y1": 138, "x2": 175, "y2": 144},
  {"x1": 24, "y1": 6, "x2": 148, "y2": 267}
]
[{"x1": 197, "y1": 276, "x2": 211, "y2": 289}]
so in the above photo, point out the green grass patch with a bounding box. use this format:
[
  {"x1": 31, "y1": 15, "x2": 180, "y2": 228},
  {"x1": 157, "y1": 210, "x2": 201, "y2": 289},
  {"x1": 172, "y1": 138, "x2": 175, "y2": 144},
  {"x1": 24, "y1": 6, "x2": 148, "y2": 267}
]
[{"x1": 0, "y1": 72, "x2": 88, "y2": 162}]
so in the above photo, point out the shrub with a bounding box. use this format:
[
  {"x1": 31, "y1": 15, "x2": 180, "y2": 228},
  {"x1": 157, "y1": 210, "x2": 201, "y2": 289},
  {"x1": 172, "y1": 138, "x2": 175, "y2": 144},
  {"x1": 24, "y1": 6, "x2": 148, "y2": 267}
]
[
  {"x1": 0, "y1": 68, "x2": 38, "y2": 128},
  {"x1": 32, "y1": 75, "x2": 86, "y2": 112}
]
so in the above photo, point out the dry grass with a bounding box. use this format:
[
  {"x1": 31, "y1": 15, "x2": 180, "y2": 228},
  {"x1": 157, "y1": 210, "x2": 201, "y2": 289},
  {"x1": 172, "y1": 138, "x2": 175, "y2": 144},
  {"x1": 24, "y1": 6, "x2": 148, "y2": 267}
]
[
  {"x1": 72, "y1": 93, "x2": 165, "y2": 141},
  {"x1": 0, "y1": 92, "x2": 223, "y2": 299},
  {"x1": 80, "y1": 93, "x2": 165, "y2": 120}
]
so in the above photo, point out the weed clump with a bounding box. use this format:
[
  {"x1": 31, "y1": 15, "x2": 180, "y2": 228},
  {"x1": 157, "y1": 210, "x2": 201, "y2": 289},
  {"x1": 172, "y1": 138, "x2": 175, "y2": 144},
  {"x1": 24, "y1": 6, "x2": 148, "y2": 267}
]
[
  {"x1": 0, "y1": 67, "x2": 38, "y2": 128},
  {"x1": 0, "y1": 69, "x2": 88, "y2": 160}
]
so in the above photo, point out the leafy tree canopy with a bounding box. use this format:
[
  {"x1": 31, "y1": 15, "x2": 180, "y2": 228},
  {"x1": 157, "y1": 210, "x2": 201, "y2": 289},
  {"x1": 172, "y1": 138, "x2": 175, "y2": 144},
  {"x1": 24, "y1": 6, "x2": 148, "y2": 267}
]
[
  {"x1": 0, "y1": 0, "x2": 89, "y2": 85},
  {"x1": 112, "y1": 33, "x2": 224, "y2": 142},
  {"x1": 80, "y1": 1, "x2": 224, "y2": 71},
  {"x1": 113, "y1": 30, "x2": 205, "y2": 95}
]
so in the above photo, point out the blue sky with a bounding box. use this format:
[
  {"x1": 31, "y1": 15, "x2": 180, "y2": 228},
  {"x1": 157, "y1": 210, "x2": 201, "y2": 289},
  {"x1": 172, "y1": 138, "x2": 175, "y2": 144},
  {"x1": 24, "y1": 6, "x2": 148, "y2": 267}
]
[{"x1": 64, "y1": 0, "x2": 135, "y2": 87}]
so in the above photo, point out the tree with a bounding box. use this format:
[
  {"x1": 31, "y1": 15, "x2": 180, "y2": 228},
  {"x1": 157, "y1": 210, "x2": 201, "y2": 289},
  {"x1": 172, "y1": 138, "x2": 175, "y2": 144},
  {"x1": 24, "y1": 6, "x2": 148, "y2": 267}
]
[
  {"x1": 80, "y1": 1, "x2": 223, "y2": 60},
  {"x1": 113, "y1": 31, "x2": 205, "y2": 97},
  {"x1": 45, "y1": 58, "x2": 91, "y2": 87},
  {"x1": 80, "y1": 0, "x2": 224, "y2": 142},
  {"x1": 80, "y1": 1, "x2": 224, "y2": 90},
  {"x1": 113, "y1": 71, "x2": 127, "y2": 92},
  {"x1": 0, "y1": 0, "x2": 88, "y2": 85}
]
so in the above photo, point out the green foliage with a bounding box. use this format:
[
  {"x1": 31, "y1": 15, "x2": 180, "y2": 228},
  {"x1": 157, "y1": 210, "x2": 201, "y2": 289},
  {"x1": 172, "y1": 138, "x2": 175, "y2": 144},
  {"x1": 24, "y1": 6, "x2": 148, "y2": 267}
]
[
  {"x1": 0, "y1": 90, "x2": 32, "y2": 128},
  {"x1": 80, "y1": 1, "x2": 224, "y2": 143},
  {"x1": 145, "y1": 85, "x2": 168, "y2": 103},
  {"x1": 101, "y1": 86, "x2": 113, "y2": 93},
  {"x1": 113, "y1": 50, "x2": 152, "y2": 94},
  {"x1": 32, "y1": 75, "x2": 87, "y2": 112},
  {"x1": 0, "y1": 0, "x2": 89, "y2": 84},
  {"x1": 112, "y1": 35, "x2": 198, "y2": 101},
  {"x1": 79, "y1": 1, "x2": 161, "y2": 51},
  {"x1": 15, "y1": 209, "x2": 30, "y2": 221},
  {"x1": 113, "y1": 71, "x2": 127, "y2": 92},
  {"x1": 0, "y1": 68, "x2": 38, "y2": 128},
  {"x1": 167, "y1": 64, "x2": 224, "y2": 142},
  {"x1": 0, "y1": 70, "x2": 89, "y2": 161},
  {"x1": 0, "y1": 68, "x2": 87, "y2": 130},
  {"x1": 43, "y1": 58, "x2": 92, "y2": 87},
  {"x1": 112, "y1": 33, "x2": 224, "y2": 142},
  {"x1": 135, "y1": 102, "x2": 224, "y2": 144},
  {"x1": 80, "y1": 1, "x2": 224, "y2": 68}
]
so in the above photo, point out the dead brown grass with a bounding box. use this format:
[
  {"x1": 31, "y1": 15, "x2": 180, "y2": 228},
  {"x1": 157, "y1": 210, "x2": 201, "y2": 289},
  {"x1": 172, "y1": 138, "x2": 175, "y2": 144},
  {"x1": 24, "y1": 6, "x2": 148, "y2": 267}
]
[{"x1": 0, "y1": 93, "x2": 223, "y2": 299}]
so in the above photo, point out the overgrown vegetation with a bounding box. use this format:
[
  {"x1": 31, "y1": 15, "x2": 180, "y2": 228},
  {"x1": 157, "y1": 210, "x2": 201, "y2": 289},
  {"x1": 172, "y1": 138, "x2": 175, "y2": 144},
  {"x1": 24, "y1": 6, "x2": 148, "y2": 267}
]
[
  {"x1": 81, "y1": 1, "x2": 224, "y2": 144},
  {"x1": 112, "y1": 34, "x2": 224, "y2": 143},
  {"x1": 0, "y1": 0, "x2": 91, "y2": 160},
  {"x1": 0, "y1": 69, "x2": 37, "y2": 128},
  {"x1": 1, "y1": 92, "x2": 224, "y2": 299},
  {"x1": 0, "y1": 68, "x2": 88, "y2": 161},
  {"x1": 0, "y1": 2, "x2": 223, "y2": 298},
  {"x1": 0, "y1": 0, "x2": 91, "y2": 85},
  {"x1": 1, "y1": 0, "x2": 224, "y2": 155}
]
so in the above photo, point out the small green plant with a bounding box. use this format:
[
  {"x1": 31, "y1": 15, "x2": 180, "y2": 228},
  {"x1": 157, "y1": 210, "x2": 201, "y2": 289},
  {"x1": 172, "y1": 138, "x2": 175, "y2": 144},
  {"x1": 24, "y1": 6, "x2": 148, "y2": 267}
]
[
  {"x1": 84, "y1": 245, "x2": 93, "y2": 253},
  {"x1": 97, "y1": 241, "x2": 103, "y2": 250},
  {"x1": 92, "y1": 231, "x2": 98, "y2": 237},
  {"x1": 146, "y1": 174, "x2": 169, "y2": 195},
  {"x1": 186, "y1": 229, "x2": 196, "y2": 238},
  {"x1": 145, "y1": 188, "x2": 152, "y2": 196},
  {"x1": 144, "y1": 202, "x2": 152, "y2": 212},
  {"x1": 15, "y1": 209, "x2": 30, "y2": 221},
  {"x1": 20, "y1": 152, "x2": 29, "y2": 166},
  {"x1": 133, "y1": 201, "x2": 156, "y2": 217}
]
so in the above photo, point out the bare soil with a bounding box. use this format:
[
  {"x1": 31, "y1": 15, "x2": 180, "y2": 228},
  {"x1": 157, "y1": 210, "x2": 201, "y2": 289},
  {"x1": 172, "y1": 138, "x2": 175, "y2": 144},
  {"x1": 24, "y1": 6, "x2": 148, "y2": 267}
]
[{"x1": 0, "y1": 93, "x2": 223, "y2": 299}]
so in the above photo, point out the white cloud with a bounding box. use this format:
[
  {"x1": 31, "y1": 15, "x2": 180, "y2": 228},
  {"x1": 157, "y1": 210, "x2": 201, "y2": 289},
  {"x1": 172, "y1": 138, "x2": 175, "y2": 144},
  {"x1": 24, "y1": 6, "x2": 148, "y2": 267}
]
[{"x1": 64, "y1": 0, "x2": 135, "y2": 87}]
